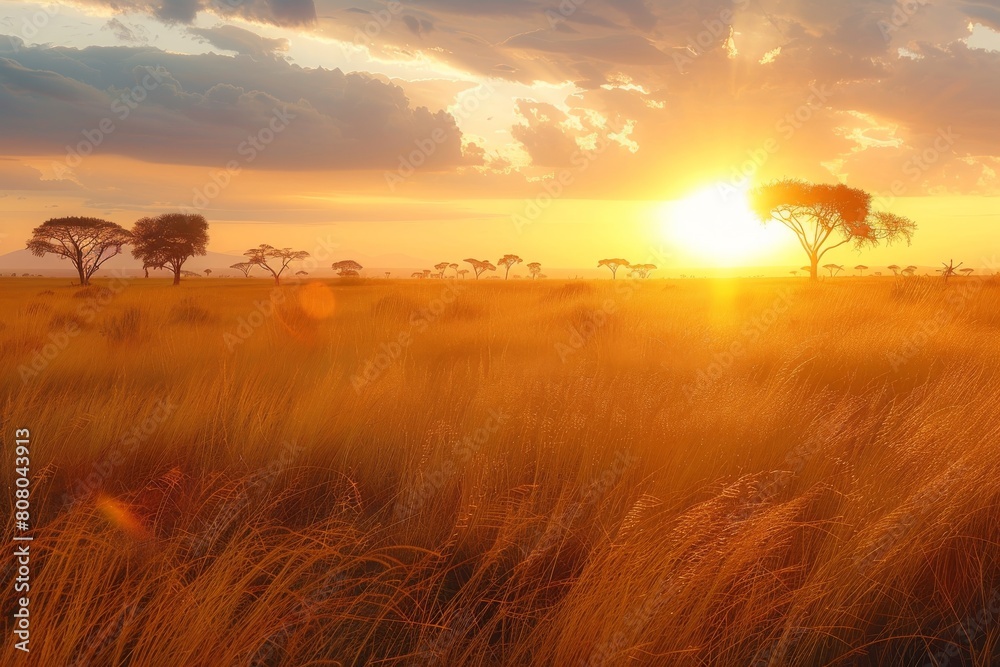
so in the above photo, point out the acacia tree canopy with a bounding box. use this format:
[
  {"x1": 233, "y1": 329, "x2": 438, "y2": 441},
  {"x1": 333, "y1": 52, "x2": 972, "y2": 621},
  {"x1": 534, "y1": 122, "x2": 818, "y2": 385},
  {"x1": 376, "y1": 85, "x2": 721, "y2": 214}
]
[
  {"x1": 27, "y1": 216, "x2": 131, "y2": 285},
  {"x1": 132, "y1": 213, "x2": 209, "y2": 285}
]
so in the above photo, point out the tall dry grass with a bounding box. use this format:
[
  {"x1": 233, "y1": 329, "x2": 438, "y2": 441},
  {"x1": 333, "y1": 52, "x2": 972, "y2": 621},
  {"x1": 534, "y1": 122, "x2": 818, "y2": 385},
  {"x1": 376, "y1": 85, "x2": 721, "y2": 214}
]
[{"x1": 2, "y1": 275, "x2": 1000, "y2": 666}]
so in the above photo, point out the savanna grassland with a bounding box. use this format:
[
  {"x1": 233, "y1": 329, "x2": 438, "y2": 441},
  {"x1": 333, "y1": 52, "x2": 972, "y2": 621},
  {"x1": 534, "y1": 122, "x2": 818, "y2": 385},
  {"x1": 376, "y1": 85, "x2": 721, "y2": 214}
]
[{"x1": 2, "y1": 275, "x2": 1000, "y2": 666}]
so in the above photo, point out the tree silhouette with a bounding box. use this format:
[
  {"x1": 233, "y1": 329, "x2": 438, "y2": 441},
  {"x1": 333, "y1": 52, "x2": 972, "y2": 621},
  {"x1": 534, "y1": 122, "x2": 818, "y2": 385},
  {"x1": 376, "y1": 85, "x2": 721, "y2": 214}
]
[
  {"x1": 790, "y1": 270, "x2": 799, "y2": 277},
  {"x1": 598, "y1": 258, "x2": 629, "y2": 280},
  {"x1": 902, "y1": 265, "x2": 917, "y2": 277},
  {"x1": 498, "y1": 254, "x2": 522, "y2": 280},
  {"x1": 26, "y1": 217, "x2": 131, "y2": 286},
  {"x1": 888, "y1": 264, "x2": 901, "y2": 276},
  {"x1": 411, "y1": 272, "x2": 423, "y2": 279},
  {"x1": 464, "y1": 258, "x2": 496, "y2": 279},
  {"x1": 204, "y1": 269, "x2": 212, "y2": 277},
  {"x1": 937, "y1": 259, "x2": 963, "y2": 283},
  {"x1": 434, "y1": 262, "x2": 450, "y2": 278},
  {"x1": 132, "y1": 213, "x2": 209, "y2": 286},
  {"x1": 143, "y1": 260, "x2": 164, "y2": 279},
  {"x1": 458, "y1": 269, "x2": 469, "y2": 279},
  {"x1": 527, "y1": 262, "x2": 542, "y2": 280},
  {"x1": 629, "y1": 263, "x2": 657, "y2": 279},
  {"x1": 822, "y1": 264, "x2": 844, "y2": 278},
  {"x1": 296, "y1": 270, "x2": 308, "y2": 277},
  {"x1": 750, "y1": 180, "x2": 916, "y2": 281},
  {"x1": 244, "y1": 245, "x2": 310, "y2": 285},
  {"x1": 333, "y1": 260, "x2": 363, "y2": 278},
  {"x1": 855, "y1": 265, "x2": 868, "y2": 277},
  {"x1": 960, "y1": 268, "x2": 975, "y2": 278},
  {"x1": 448, "y1": 263, "x2": 459, "y2": 277},
  {"x1": 384, "y1": 272, "x2": 391, "y2": 279},
  {"x1": 231, "y1": 262, "x2": 254, "y2": 278}
]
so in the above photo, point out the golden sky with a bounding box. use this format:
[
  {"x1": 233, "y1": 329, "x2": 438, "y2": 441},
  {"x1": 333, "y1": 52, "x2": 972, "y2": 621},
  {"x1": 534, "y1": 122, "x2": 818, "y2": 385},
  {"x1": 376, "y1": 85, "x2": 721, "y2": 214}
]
[{"x1": 1, "y1": 0, "x2": 999, "y2": 270}]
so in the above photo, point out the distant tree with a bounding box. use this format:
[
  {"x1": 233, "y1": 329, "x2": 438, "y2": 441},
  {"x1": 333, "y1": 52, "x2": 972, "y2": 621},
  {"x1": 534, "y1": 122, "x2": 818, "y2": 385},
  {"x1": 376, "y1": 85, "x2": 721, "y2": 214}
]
[
  {"x1": 422, "y1": 269, "x2": 432, "y2": 279},
  {"x1": 458, "y1": 269, "x2": 469, "y2": 279},
  {"x1": 26, "y1": 217, "x2": 131, "y2": 286},
  {"x1": 937, "y1": 259, "x2": 963, "y2": 283},
  {"x1": 411, "y1": 271, "x2": 424, "y2": 279},
  {"x1": 790, "y1": 270, "x2": 799, "y2": 277},
  {"x1": 629, "y1": 263, "x2": 657, "y2": 279},
  {"x1": 296, "y1": 270, "x2": 308, "y2": 277},
  {"x1": 204, "y1": 269, "x2": 212, "y2": 277},
  {"x1": 434, "y1": 262, "x2": 450, "y2": 278},
  {"x1": 960, "y1": 268, "x2": 975, "y2": 278},
  {"x1": 751, "y1": 179, "x2": 916, "y2": 281},
  {"x1": 598, "y1": 258, "x2": 629, "y2": 280},
  {"x1": 384, "y1": 272, "x2": 391, "y2": 279},
  {"x1": 888, "y1": 264, "x2": 901, "y2": 276},
  {"x1": 527, "y1": 262, "x2": 542, "y2": 280},
  {"x1": 498, "y1": 254, "x2": 522, "y2": 280},
  {"x1": 874, "y1": 271, "x2": 883, "y2": 277},
  {"x1": 902, "y1": 265, "x2": 917, "y2": 277},
  {"x1": 464, "y1": 258, "x2": 496, "y2": 279},
  {"x1": 448, "y1": 263, "x2": 459, "y2": 277},
  {"x1": 855, "y1": 265, "x2": 868, "y2": 277},
  {"x1": 230, "y1": 262, "x2": 254, "y2": 278},
  {"x1": 181, "y1": 270, "x2": 201, "y2": 278},
  {"x1": 245, "y1": 244, "x2": 310, "y2": 285},
  {"x1": 823, "y1": 264, "x2": 844, "y2": 278},
  {"x1": 131, "y1": 213, "x2": 209, "y2": 286},
  {"x1": 332, "y1": 260, "x2": 363, "y2": 278}
]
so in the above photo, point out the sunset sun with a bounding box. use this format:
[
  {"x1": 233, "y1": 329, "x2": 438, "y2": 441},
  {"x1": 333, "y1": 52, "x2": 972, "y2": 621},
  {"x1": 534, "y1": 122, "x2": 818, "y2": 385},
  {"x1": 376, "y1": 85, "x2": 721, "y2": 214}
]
[{"x1": 661, "y1": 183, "x2": 790, "y2": 267}]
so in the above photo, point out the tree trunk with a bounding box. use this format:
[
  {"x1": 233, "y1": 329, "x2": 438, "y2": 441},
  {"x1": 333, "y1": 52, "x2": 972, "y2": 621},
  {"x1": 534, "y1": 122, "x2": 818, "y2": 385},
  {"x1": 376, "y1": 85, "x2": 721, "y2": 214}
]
[
  {"x1": 809, "y1": 255, "x2": 819, "y2": 282},
  {"x1": 173, "y1": 267, "x2": 181, "y2": 285},
  {"x1": 78, "y1": 266, "x2": 88, "y2": 286}
]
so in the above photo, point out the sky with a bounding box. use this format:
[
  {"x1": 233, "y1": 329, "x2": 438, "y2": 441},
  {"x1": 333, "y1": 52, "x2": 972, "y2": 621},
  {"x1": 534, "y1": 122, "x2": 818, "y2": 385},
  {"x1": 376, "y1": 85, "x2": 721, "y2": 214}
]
[{"x1": 1, "y1": 0, "x2": 999, "y2": 272}]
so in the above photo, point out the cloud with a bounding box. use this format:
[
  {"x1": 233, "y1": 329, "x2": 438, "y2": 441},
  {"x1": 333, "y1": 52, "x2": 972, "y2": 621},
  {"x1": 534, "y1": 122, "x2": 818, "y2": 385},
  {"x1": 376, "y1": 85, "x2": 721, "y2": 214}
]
[
  {"x1": 72, "y1": 0, "x2": 316, "y2": 27},
  {"x1": 0, "y1": 41, "x2": 469, "y2": 171},
  {"x1": 187, "y1": 24, "x2": 290, "y2": 58}
]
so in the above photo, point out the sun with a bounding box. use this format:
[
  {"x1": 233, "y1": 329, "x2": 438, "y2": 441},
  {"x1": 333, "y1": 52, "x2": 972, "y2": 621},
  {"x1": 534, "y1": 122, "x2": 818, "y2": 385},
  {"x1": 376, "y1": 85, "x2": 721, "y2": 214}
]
[{"x1": 660, "y1": 183, "x2": 789, "y2": 267}]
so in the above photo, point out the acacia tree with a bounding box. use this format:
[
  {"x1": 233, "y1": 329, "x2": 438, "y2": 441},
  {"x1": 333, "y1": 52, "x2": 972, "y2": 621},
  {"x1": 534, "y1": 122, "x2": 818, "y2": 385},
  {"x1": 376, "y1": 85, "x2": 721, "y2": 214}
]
[
  {"x1": 960, "y1": 268, "x2": 975, "y2": 278},
  {"x1": 131, "y1": 213, "x2": 209, "y2": 286},
  {"x1": 434, "y1": 262, "x2": 450, "y2": 278},
  {"x1": 527, "y1": 262, "x2": 542, "y2": 280},
  {"x1": 888, "y1": 264, "x2": 901, "y2": 276},
  {"x1": 204, "y1": 269, "x2": 212, "y2": 277},
  {"x1": 750, "y1": 179, "x2": 916, "y2": 282},
  {"x1": 855, "y1": 265, "x2": 868, "y2": 277},
  {"x1": 464, "y1": 258, "x2": 496, "y2": 279},
  {"x1": 231, "y1": 262, "x2": 254, "y2": 278},
  {"x1": 26, "y1": 217, "x2": 131, "y2": 286},
  {"x1": 823, "y1": 264, "x2": 844, "y2": 278},
  {"x1": 448, "y1": 263, "x2": 459, "y2": 278},
  {"x1": 498, "y1": 254, "x2": 522, "y2": 280},
  {"x1": 333, "y1": 260, "x2": 363, "y2": 278},
  {"x1": 245, "y1": 244, "x2": 310, "y2": 285},
  {"x1": 629, "y1": 263, "x2": 657, "y2": 279},
  {"x1": 458, "y1": 269, "x2": 469, "y2": 279},
  {"x1": 598, "y1": 258, "x2": 629, "y2": 280}
]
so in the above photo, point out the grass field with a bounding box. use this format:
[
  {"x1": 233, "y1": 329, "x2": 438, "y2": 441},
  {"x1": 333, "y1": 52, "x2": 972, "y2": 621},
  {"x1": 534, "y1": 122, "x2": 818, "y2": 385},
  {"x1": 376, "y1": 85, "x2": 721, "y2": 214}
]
[{"x1": 2, "y1": 275, "x2": 1000, "y2": 666}]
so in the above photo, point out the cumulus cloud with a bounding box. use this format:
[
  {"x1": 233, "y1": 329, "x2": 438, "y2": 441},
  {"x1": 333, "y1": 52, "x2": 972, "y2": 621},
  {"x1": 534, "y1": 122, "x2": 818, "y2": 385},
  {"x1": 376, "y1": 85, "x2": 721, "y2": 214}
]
[{"x1": 0, "y1": 41, "x2": 468, "y2": 171}]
